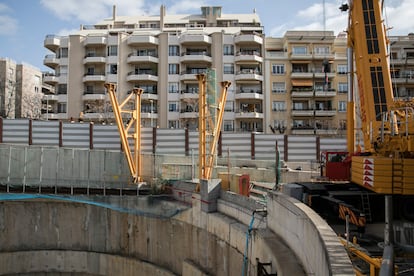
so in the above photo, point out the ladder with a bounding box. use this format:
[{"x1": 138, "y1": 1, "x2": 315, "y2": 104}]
[{"x1": 360, "y1": 193, "x2": 372, "y2": 223}]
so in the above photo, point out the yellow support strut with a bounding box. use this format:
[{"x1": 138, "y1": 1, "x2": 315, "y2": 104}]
[
  {"x1": 105, "y1": 83, "x2": 143, "y2": 184},
  {"x1": 196, "y1": 73, "x2": 231, "y2": 190}
]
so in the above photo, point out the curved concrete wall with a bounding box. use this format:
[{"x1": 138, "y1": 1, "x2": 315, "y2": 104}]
[
  {"x1": 0, "y1": 193, "x2": 353, "y2": 276},
  {"x1": 0, "y1": 199, "x2": 242, "y2": 275},
  {"x1": 266, "y1": 192, "x2": 354, "y2": 276}
]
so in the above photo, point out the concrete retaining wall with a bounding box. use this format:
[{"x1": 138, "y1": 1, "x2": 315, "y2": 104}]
[
  {"x1": 0, "y1": 191, "x2": 354, "y2": 275},
  {"x1": 266, "y1": 192, "x2": 354, "y2": 276}
]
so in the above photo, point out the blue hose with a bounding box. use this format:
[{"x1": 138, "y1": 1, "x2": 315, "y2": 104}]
[{"x1": 242, "y1": 212, "x2": 256, "y2": 276}]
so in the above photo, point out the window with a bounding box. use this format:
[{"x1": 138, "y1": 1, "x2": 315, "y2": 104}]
[
  {"x1": 223, "y1": 63, "x2": 234, "y2": 74},
  {"x1": 225, "y1": 101, "x2": 234, "y2": 112},
  {"x1": 223, "y1": 120, "x2": 234, "y2": 131},
  {"x1": 168, "y1": 101, "x2": 178, "y2": 112},
  {"x1": 272, "y1": 101, "x2": 286, "y2": 111},
  {"x1": 108, "y1": 64, "x2": 117, "y2": 74},
  {"x1": 337, "y1": 64, "x2": 347, "y2": 74},
  {"x1": 168, "y1": 64, "x2": 179, "y2": 74},
  {"x1": 169, "y1": 45, "x2": 179, "y2": 56},
  {"x1": 57, "y1": 84, "x2": 67, "y2": 94},
  {"x1": 57, "y1": 103, "x2": 67, "y2": 113},
  {"x1": 338, "y1": 82, "x2": 348, "y2": 93},
  {"x1": 339, "y1": 120, "x2": 347, "y2": 130},
  {"x1": 59, "y1": 48, "x2": 68, "y2": 58},
  {"x1": 292, "y1": 46, "x2": 307, "y2": 55},
  {"x1": 338, "y1": 101, "x2": 347, "y2": 112},
  {"x1": 314, "y1": 46, "x2": 329, "y2": 55},
  {"x1": 223, "y1": 44, "x2": 234, "y2": 55},
  {"x1": 272, "y1": 82, "x2": 285, "y2": 93},
  {"x1": 107, "y1": 45, "x2": 118, "y2": 56},
  {"x1": 168, "y1": 82, "x2": 179, "y2": 93},
  {"x1": 272, "y1": 64, "x2": 285, "y2": 75},
  {"x1": 168, "y1": 120, "x2": 179, "y2": 129},
  {"x1": 59, "y1": 66, "x2": 68, "y2": 76}
]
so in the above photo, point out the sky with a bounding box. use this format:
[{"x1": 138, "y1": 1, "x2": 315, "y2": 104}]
[{"x1": 1, "y1": 0, "x2": 414, "y2": 72}]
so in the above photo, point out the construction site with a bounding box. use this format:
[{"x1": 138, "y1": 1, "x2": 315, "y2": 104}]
[{"x1": 2, "y1": 0, "x2": 414, "y2": 275}]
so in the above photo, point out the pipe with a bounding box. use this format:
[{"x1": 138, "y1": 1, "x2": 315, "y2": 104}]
[
  {"x1": 241, "y1": 208, "x2": 267, "y2": 276},
  {"x1": 242, "y1": 212, "x2": 256, "y2": 276}
]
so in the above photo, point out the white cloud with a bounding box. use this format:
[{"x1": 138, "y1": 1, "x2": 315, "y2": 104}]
[
  {"x1": 383, "y1": 0, "x2": 414, "y2": 35},
  {"x1": 0, "y1": 3, "x2": 17, "y2": 35},
  {"x1": 167, "y1": 0, "x2": 205, "y2": 14},
  {"x1": 40, "y1": 0, "x2": 147, "y2": 23}
]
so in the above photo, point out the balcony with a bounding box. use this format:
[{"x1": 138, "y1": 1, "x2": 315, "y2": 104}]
[
  {"x1": 43, "y1": 73, "x2": 58, "y2": 84},
  {"x1": 290, "y1": 52, "x2": 312, "y2": 60},
  {"x1": 314, "y1": 71, "x2": 336, "y2": 79},
  {"x1": 234, "y1": 89, "x2": 263, "y2": 100},
  {"x1": 180, "y1": 52, "x2": 212, "y2": 63},
  {"x1": 291, "y1": 109, "x2": 337, "y2": 117},
  {"x1": 83, "y1": 35, "x2": 107, "y2": 46},
  {"x1": 180, "y1": 69, "x2": 207, "y2": 82},
  {"x1": 291, "y1": 89, "x2": 337, "y2": 98},
  {"x1": 82, "y1": 91, "x2": 106, "y2": 101},
  {"x1": 235, "y1": 70, "x2": 263, "y2": 82},
  {"x1": 315, "y1": 109, "x2": 337, "y2": 116},
  {"x1": 141, "y1": 92, "x2": 158, "y2": 101},
  {"x1": 82, "y1": 73, "x2": 106, "y2": 82},
  {"x1": 179, "y1": 34, "x2": 211, "y2": 45},
  {"x1": 235, "y1": 51, "x2": 263, "y2": 63},
  {"x1": 126, "y1": 71, "x2": 158, "y2": 82},
  {"x1": 234, "y1": 111, "x2": 264, "y2": 119},
  {"x1": 43, "y1": 94, "x2": 59, "y2": 101},
  {"x1": 83, "y1": 54, "x2": 106, "y2": 64},
  {"x1": 44, "y1": 35, "x2": 60, "y2": 51},
  {"x1": 291, "y1": 109, "x2": 314, "y2": 117},
  {"x1": 180, "y1": 89, "x2": 199, "y2": 100},
  {"x1": 44, "y1": 54, "x2": 59, "y2": 68},
  {"x1": 291, "y1": 71, "x2": 313, "y2": 78},
  {"x1": 127, "y1": 34, "x2": 158, "y2": 46},
  {"x1": 234, "y1": 34, "x2": 263, "y2": 45},
  {"x1": 127, "y1": 53, "x2": 159, "y2": 64},
  {"x1": 180, "y1": 108, "x2": 198, "y2": 119}
]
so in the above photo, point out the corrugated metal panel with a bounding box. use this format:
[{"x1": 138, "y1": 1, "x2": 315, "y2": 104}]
[
  {"x1": 320, "y1": 138, "x2": 347, "y2": 152},
  {"x1": 62, "y1": 123, "x2": 90, "y2": 148},
  {"x1": 221, "y1": 133, "x2": 251, "y2": 159},
  {"x1": 32, "y1": 121, "x2": 60, "y2": 146},
  {"x1": 93, "y1": 124, "x2": 120, "y2": 150},
  {"x1": 2, "y1": 119, "x2": 29, "y2": 145},
  {"x1": 155, "y1": 128, "x2": 185, "y2": 155},
  {"x1": 141, "y1": 128, "x2": 153, "y2": 153},
  {"x1": 254, "y1": 134, "x2": 285, "y2": 160},
  {"x1": 287, "y1": 135, "x2": 317, "y2": 162},
  {"x1": 188, "y1": 131, "x2": 199, "y2": 155}
]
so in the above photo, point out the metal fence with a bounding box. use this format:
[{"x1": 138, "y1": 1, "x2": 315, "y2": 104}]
[{"x1": 0, "y1": 118, "x2": 347, "y2": 162}]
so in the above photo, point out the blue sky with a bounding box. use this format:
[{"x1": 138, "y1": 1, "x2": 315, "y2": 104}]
[{"x1": 1, "y1": 0, "x2": 414, "y2": 71}]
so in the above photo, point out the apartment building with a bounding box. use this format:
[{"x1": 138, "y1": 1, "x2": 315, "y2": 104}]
[
  {"x1": 389, "y1": 34, "x2": 414, "y2": 100},
  {"x1": 0, "y1": 58, "x2": 42, "y2": 119},
  {"x1": 265, "y1": 31, "x2": 348, "y2": 136},
  {"x1": 43, "y1": 5, "x2": 265, "y2": 131}
]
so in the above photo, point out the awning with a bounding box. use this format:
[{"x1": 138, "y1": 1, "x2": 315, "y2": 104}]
[{"x1": 291, "y1": 79, "x2": 313, "y2": 86}]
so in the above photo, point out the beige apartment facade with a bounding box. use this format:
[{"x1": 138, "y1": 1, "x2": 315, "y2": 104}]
[
  {"x1": 43, "y1": 5, "x2": 265, "y2": 132},
  {"x1": 265, "y1": 31, "x2": 348, "y2": 136},
  {"x1": 0, "y1": 58, "x2": 42, "y2": 119}
]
